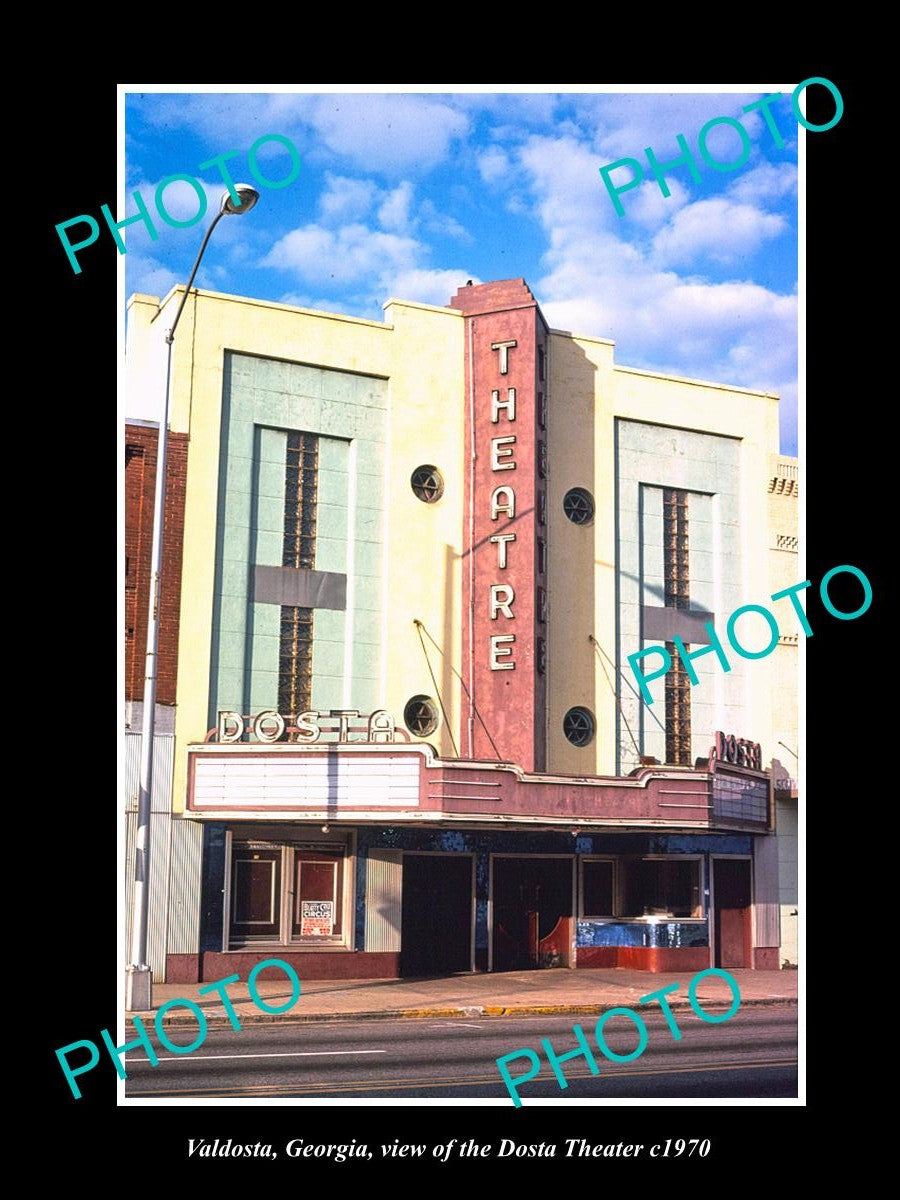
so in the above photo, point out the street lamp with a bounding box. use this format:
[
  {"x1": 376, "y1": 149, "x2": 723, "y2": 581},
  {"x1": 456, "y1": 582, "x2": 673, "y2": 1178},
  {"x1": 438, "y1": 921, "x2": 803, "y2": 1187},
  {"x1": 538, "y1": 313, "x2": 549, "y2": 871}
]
[{"x1": 125, "y1": 185, "x2": 260, "y2": 1012}]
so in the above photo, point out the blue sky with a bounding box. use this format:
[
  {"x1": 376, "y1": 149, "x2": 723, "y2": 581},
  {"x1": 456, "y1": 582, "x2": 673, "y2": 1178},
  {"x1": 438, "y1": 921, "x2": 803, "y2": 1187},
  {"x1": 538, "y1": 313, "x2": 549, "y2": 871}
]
[{"x1": 124, "y1": 87, "x2": 799, "y2": 453}]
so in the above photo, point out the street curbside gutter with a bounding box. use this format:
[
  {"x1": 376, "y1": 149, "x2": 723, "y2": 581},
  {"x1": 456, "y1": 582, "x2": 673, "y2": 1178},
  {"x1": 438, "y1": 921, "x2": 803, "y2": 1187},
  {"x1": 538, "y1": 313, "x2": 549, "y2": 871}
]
[{"x1": 134, "y1": 994, "x2": 796, "y2": 1028}]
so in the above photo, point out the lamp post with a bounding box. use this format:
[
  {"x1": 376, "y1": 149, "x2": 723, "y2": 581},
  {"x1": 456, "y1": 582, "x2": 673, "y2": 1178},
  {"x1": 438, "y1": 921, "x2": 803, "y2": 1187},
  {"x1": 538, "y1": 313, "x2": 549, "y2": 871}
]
[{"x1": 126, "y1": 185, "x2": 260, "y2": 1012}]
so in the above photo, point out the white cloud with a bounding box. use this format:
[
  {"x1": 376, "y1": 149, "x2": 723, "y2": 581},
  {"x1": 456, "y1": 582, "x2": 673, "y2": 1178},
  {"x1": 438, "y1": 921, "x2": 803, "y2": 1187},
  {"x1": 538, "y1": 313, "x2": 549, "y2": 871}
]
[
  {"x1": 384, "y1": 268, "x2": 481, "y2": 307},
  {"x1": 308, "y1": 94, "x2": 468, "y2": 172},
  {"x1": 727, "y1": 161, "x2": 798, "y2": 206},
  {"x1": 512, "y1": 131, "x2": 797, "y2": 445},
  {"x1": 377, "y1": 181, "x2": 415, "y2": 233},
  {"x1": 318, "y1": 174, "x2": 378, "y2": 223},
  {"x1": 263, "y1": 214, "x2": 477, "y2": 314},
  {"x1": 133, "y1": 92, "x2": 307, "y2": 147},
  {"x1": 452, "y1": 93, "x2": 559, "y2": 126},
  {"x1": 420, "y1": 199, "x2": 472, "y2": 242},
  {"x1": 123, "y1": 175, "x2": 221, "y2": 236},
  {"x1": 625, "y1": 175, "x2": 690, "y2": 227},
  {"x1": 478, "y1": 146, "x2": 511, "y2": 184},
  {"x1": 122, "y1": 173, "x2": 261, "y2": 263},
  {"x1": 519, "y1": 134, "x2": 611, "y2": 237},
  {"x1": 652, "y1": 198, "x2": 786, "y2": 268},
  {"x1": 125, "y1": 250, "x2": 178, "y2": 299},
  {"x1": 586, "y1": 91, "x2": 764, "y2": 161},
  {"x1": 262, "y1": 222, "x2": 421, "y2": 286},
  {"x1": 133, "y1": 92, "x2": 468, "y2": 176}
]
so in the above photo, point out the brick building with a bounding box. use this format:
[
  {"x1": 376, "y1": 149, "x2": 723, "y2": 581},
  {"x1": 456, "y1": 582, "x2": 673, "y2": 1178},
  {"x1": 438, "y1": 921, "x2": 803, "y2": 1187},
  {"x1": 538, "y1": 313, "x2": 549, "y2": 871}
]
[{"x1": 124, "y1": 419, "x2": 188, "y2": 732}]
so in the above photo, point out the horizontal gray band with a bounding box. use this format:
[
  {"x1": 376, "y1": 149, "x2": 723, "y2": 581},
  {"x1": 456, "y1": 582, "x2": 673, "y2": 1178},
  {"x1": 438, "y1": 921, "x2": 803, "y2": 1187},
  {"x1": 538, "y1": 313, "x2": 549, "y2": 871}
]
[
  {"x1": 254, "y1": 565, "x2": 347, "y2": 611},
  {"x1": 642, "y1": 604, "x2": 716, "y2": 644}
]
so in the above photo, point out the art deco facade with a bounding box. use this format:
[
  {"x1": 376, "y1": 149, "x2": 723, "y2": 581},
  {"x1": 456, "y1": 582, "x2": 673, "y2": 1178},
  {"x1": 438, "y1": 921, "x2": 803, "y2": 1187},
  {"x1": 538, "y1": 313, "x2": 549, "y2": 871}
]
[{"x1": 124, "y1": 278, "x2": 796, "y2": 983}]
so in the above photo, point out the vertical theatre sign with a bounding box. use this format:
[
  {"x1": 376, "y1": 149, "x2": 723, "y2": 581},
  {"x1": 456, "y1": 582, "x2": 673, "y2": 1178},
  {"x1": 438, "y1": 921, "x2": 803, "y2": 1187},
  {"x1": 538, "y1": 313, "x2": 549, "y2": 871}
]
[{"x1": 451, "y1": 279, "x2": 549, "y2": 771}]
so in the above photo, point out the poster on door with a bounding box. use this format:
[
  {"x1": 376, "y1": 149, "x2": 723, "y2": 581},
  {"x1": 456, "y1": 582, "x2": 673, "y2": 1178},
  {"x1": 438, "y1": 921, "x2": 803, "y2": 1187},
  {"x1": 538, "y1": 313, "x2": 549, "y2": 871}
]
[{"x1": 300, "y1": 900, "x2": 334, "y2": 936}]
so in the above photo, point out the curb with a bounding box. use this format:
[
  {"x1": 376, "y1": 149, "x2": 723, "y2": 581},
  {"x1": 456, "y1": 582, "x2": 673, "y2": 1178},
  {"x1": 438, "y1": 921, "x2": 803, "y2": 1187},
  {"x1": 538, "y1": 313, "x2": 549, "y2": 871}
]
[{"x1": 135, "y1": 994, "x2": 797, "y2": 1029}]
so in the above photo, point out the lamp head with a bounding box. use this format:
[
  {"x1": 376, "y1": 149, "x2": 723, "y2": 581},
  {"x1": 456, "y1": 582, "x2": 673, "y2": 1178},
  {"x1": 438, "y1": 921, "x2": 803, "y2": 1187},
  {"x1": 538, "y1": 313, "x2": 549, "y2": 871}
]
[{"x1": 220, "y1": 184, "x2": 260, "y2": 216}]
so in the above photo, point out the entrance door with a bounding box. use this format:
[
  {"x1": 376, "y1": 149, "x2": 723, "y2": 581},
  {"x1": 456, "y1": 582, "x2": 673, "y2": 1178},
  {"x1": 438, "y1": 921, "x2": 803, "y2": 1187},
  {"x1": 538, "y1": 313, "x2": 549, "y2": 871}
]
[
  {"x1": 492, "y1": 857, "x2": 573, "y2": 971},
  {"x1": 400, "y1": 854, "x2": 472, "y2": 977},
  {"x1": 714, "y1": 858, "x2": 752, "y2": 969}
]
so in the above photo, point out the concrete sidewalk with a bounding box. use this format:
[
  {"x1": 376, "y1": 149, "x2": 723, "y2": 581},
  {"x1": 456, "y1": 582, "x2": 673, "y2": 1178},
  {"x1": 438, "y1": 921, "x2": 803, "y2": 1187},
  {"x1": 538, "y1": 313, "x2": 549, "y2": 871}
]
[{"x1": 132, "y1": 967, "x2": 798, "y2": 1028}]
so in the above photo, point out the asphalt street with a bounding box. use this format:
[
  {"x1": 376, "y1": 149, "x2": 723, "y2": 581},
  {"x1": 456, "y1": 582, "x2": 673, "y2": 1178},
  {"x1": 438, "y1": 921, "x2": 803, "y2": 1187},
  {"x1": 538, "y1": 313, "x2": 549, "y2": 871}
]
[{"x1": 124, "y1": 1002, "x2": 797, "y2": 1100}]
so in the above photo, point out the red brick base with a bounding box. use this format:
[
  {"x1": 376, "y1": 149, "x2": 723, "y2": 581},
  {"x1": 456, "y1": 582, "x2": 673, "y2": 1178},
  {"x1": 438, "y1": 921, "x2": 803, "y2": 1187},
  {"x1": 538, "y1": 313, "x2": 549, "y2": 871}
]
[
  {"x1": 165, "y1": 954, "x2": 201, "y2": 984},
  {"x1": 753, "y1": 947, "x2": 779, "y2": 970},
  {"x1": 166, "y1": 951, "x2": 402, "y2": 983}
]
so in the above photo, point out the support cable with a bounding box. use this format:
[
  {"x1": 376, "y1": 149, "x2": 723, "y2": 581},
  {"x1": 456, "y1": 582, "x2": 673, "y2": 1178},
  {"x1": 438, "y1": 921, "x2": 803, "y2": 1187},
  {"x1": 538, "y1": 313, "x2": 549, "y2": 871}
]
[
  {"x1": 414, "y1": 619, "x2": 502, "y2": 760},
  {"x1": 589, "y1": 634, "x2": 643, "y2": 763},
  {"x1": 413, "y1": 620, "x2": 460, "y2": 758},
  {"x1": 590, "y1": 634, "x2": 667, "y2": 734}
]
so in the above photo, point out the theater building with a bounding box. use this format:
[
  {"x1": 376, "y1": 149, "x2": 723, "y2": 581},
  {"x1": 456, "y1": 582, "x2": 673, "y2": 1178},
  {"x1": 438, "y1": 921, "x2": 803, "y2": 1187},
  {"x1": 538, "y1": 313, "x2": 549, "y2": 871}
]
[{"x1": 124, "y1": 278, "x2": 794, "y2": 983}]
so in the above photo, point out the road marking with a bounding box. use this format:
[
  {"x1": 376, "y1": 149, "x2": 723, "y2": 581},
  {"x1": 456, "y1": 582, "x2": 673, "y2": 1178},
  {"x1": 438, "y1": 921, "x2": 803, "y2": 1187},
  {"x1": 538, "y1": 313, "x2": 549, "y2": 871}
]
[
  {"x1": 126, "y1": 1056, "x2": 798, "y2": 1098},
  {"x1": 430, "y1": 1023, "x2": 484, "y2": 1029},
  {"x1": 125, "y1": 1050, "x2": 387, "y2": 1064}
]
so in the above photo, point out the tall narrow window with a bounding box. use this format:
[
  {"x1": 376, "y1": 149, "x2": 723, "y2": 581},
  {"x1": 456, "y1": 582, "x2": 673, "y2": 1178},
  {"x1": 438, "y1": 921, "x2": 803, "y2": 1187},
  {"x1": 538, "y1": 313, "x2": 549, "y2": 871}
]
[
  {"x1": 663, "y1": 489, "x2": 691, "y2": 765},
  {"x1": 279, "y1": 432, "x2": 319, "y2": 719}
]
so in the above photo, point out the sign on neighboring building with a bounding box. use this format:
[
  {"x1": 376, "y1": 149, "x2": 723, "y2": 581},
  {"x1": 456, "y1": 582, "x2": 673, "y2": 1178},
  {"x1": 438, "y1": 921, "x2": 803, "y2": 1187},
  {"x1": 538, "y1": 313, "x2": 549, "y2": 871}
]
[{"x1": 710, "y1": 730, "x2": 762, "y2": 771}]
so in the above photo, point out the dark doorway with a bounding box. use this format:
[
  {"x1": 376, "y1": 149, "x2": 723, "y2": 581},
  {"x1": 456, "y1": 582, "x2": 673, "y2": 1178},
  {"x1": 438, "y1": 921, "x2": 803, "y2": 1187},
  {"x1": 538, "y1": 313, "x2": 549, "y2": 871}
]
[
  {"x1": 714, "y1": 858, "x2": 752, "y2": 969},
  {"x1": 400, "y1": 854, "x2": 472, "y2": 976},
  {"x1": 492, "y1": 857, "x2": 573, "y2": 971}
]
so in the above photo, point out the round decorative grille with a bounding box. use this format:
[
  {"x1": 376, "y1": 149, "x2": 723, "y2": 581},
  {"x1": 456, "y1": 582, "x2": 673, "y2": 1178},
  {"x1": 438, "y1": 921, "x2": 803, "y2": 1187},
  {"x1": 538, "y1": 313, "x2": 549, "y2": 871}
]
[
  {"x1": 563, "y1": 706, "x2": 595, "y2": 747},
  {"x1": 563, "y1": 487, "x2": 595, "y2": 525},
  {"x1": 404, "y1": 695, "x2": 440, "y2": 737},
  {"x1": 410, "y1": 465, "x2": 444, "y2": 503}
]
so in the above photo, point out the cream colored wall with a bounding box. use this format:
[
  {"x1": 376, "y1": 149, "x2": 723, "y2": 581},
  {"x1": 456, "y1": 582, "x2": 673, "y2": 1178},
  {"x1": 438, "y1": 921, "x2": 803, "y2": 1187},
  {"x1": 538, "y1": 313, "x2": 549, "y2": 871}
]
[
  {"x1": 767, "y1": 455, "x2": 800, "y2": 762},
  {"x1": 131, "y1": 288, "x2": 465, "y2": 813},
  {"x1": 124, "y1": 294, "x2": 169, "y2": 417},
  {"x1": 379, "y1": 300, "x2": 465, "y2": 759},
  {"x1": 546, "y1": 331, "x2": 615, "y2": 776},
  {"x1": 547, "y1": 332, "x2": 781, "y2": 777},
  {"x1": 767, "y1": 454, "x2": 799, "y2": 966}
]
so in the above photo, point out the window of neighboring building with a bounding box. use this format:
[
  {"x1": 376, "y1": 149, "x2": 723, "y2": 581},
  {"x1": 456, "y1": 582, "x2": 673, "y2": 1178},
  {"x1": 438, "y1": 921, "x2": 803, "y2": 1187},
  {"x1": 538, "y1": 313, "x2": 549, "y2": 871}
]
[
  {"x1": 621, "y1": 857, "x2": 702, "y2": 919},
  {"x1": 563, "y1": 706, "x2": 595, "y2": 747},
  {"x1": 563, "y1": 487, "x2": 594, "y2": 526},
  {"x1": 410, "y1": 465, "x2": 444, "y2": 503},
  {"x1": 582, "y1": 859, "x2": 615, "y2": 917}
]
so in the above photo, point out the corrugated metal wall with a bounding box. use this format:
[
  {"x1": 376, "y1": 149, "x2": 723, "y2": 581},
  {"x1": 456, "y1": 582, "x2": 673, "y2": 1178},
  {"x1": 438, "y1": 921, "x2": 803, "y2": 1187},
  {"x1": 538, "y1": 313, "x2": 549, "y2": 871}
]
[
  {"x1": 124, "y1": 732, "x2": 175, "y2": 979},
  {"x1": 167, "y1": 817, "x2": 205, "y2": 954},
  {"x1": 364, "y1": 849, "x2": 402, "y2": 952},
  {"x1": 753, "y1": 833, "x2": 781, "y2": 949}
]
